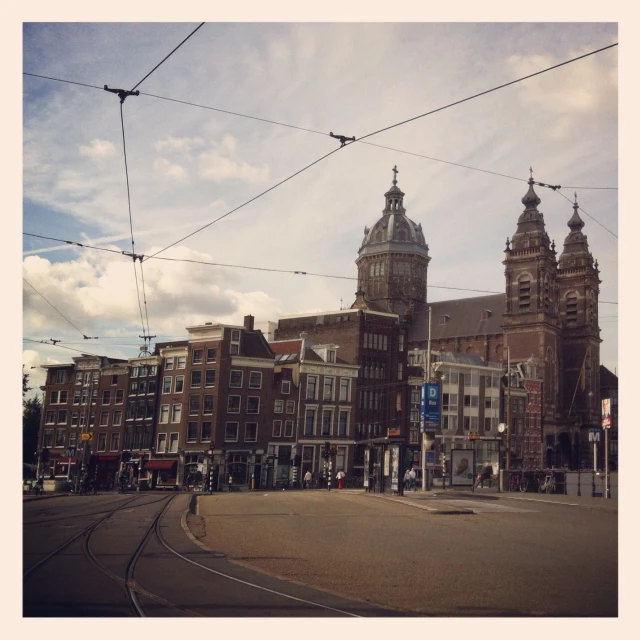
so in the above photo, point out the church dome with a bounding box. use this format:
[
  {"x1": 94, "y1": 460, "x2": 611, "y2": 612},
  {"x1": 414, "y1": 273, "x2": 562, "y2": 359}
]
[{"x1": 359, "y1": 167, "x2": 429, "y2": 258}]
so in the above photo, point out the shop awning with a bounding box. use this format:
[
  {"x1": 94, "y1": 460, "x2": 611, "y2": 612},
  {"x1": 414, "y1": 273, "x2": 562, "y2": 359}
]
[{"x1": 144, "y1": 459, "x2": 177, "y2": 470}]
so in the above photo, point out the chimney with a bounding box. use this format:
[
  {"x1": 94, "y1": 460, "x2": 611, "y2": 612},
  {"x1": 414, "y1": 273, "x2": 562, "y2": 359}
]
[{"x1": 244, "y1": 315, "x2": 254, "y2": 331}]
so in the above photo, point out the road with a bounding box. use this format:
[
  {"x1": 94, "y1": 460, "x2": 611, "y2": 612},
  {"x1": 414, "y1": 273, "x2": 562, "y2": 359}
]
[
  {"x1": 23, "y1": 492, "x2": 396, "y2": 617},
  {"x1": 192, "y1": 489, "x2": 618, "y2": 616}
]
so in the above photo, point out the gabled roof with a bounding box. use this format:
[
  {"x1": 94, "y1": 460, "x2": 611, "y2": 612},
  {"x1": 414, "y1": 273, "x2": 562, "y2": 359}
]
[
  {"x1": 409, "y1": 294, "x2": 506, "y2": 343},
  {"x1": 599, "y1": 365, "x2": 618, "y2": 390},
  {"x1": 242, "y1": 331, "x2": 275, "y2": 359}
]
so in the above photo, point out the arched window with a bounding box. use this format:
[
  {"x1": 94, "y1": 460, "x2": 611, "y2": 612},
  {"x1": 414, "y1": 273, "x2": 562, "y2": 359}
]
[
  {"x1": 375, "y1": 230, "x2": 383, "y2": 242},
  {"x1": 369, "y1": 264, "x2": 375, "y2": 277}
]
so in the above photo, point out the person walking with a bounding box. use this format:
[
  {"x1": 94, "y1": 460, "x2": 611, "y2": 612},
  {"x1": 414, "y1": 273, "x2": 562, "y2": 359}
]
[
  {"x1": 409, "y1": 467, "x2": 417, "y2": 491},
  {"x1": 304, "y1": 470, "x2": 312, "y2": 489},
  {"x1": 336, "y1": 470, "x2": 346, "y2": 489},
  {"x1": 228, "y1": 473, "x2": 233, "y2": 492},
  {"x1": 403, "y1": 469, "x2": 411, "y2": 492}
]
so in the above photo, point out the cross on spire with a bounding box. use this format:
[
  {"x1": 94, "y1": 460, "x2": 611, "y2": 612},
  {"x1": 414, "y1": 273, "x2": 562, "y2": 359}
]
[
  {"x1": 529, "y1": 166, "x2": 534, "y2": 181},
  {"x1": 392, "y1": 165, "x2": 399, "y2": 186}
]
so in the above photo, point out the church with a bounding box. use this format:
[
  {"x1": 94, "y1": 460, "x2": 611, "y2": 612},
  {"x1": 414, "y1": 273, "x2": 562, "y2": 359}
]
[{"x1": 274, "y1": 166, "x2": 603, "y2": 471}]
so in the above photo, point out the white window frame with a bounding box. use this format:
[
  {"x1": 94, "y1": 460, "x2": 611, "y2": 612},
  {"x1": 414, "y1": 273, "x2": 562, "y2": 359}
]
[
  {"x1": 227, "y1": 395, "x2": 241, "y2": 414},
  {"x1": 203, "y1": 394, "x2": 213, "y2": 415},
  {"x1": 162, "y1": 377, "x2": 172, "y2": 394},
  {"x1": 323, "y1": 376, "x2": 335, "y2": 401},
  {"x1": 282, "y1": 381, "x2": 291, "y2": 394},
  {"x1": 56, "y1": 370, "x2": 66, "y2": 384},
  {"x1": 110, "y1": 432, "x2": 120, "y2": 452},
  {"x1": 321, "y1": 408, "x2": 333, "y2": 437},
  {"x1": 286, "y1": 400, "x2": 295, "y2": 414},
  {"x1": 338, "y1": 409, "x2": 349, "y2": 437},
  {"x1": 97, "y1": 432, "x2": 107, "y2": 452},
  {"x1": 169, "y1": 433, "x2": 179, "y2": 453},
  {"x1": 100, "y1": 410, "x2": 109, "y2": 426},
  {"x1": 274, "y1": 399, "x2": 284, "y2": 414},
  {"x1": 157, "y1": 433, "x2": 167, "y2": 454},
  {"x1": 230, "y1": 370, "x2": 243, "y2": 388},
  {"x1": 247, "y1": 396, "x2": 260, "y2": 414},
  {"x1": 284, "y1": 420, "x2": 294, "y2": 438},
  {"x1": 192, "y1": 348, "x2": 203, "y2": 365},
  {"x1": 191, "y1": 370, "x2": 202, "y2": 388},
  {"x1": 165, "y1": 357, "x2": 174, "y2": 370},
  {"x1": 304, "y1": 407, "x2": 317, "y2": 436},
  {"x1": 71, "y1": 412, "x2": 79, "y2": 427},
  {"x1": 225, "y1": 422, "x2": 239, "y2": 442},
  {"x1": 339, "y1": 378, "x2": 351, "y2": 402},
  {"x1": 174, "y1": 375, "x2": 184, "y2": 393},
  {"x1": 245, "y1": 422, "x2": 258, "y2": 442},
  {"x1": 205, "y1": 369, "x2": 216, "y2": 387},
  {"x1": 249, "y1": 371, "x2": 262, "y2": 389},
  {"x1": 113, "y1": 409, "x2": 122, "y2": 426},
  {"x1": 177, "y1": 356, "x2": 186, "y2": 369},
  {"x1": 187, "y1": 421, "x2": 198, "y2": 443},
  {"x1": 115, "y1": 389, "x2": 124, "y2": 404},
  {"x1": 272, "y1": 420, "x2": 282, "y2": 437},
  {"x1": 171, "y1": 404, "x2": 182, "y2": 423},
  {"x1": 306, "y1": 375, "x2": 318, "y2": 400},
  {"x1": 206, "y1": 348, "x2": 217, "y2": 364}
]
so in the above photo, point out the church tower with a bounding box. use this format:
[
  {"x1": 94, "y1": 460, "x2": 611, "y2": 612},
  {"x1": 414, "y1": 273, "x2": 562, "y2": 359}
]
[
  {"x1": 355, "y1": 167, "x2": 431, "y2": 317},
  {"x1": 502, "y1": 171, "x2": 561, "y2": 430},
  {"x1": 557, "y1": 193, "x2": 601, "y2": 458}
]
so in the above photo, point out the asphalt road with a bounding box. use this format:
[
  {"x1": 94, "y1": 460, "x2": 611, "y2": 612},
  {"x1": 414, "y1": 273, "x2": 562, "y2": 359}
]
[
  {"x1": 23, "y1": 492, "x2": 396, "y2": 617},
  {"x1": 193, "y1": 489, "x2": 618, "y2": 616}
]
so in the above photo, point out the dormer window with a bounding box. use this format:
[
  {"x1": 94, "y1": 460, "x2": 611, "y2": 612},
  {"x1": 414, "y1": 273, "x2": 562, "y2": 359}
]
[
  {"x1": 439, "y1": 314, "x2": 450, "y2": 325},
  {"x1": 480, "y1": 310, "x2": 491, "y2": 321},
  {"x1": 327, "y1": 350, "x2": 336, "y2": 363}
]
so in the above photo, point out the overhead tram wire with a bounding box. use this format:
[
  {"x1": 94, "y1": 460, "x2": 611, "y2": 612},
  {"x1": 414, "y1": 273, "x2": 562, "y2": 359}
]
[
  {"x1": 24, "y1": 338, "x2": 106, "y2": 359},
  {"x1": 143, "y1": 43, "x2": 618, "y2": 259},
  {"x1": 23, "y1": 232, "x2": 131, "y2": 257},
  {"x1": 553, "y1": 189, "x2": 617, "y2": 239},
  {"x1": 23, "y1": 279, "x2": 97, "y2": 340},
  {"x1": 22, "y1": 230, "x2": 619, "y2": 301}
]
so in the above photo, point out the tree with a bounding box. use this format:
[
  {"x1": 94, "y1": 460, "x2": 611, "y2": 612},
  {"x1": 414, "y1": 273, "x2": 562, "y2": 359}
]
[
  {"x1": 23, "y1": 396, "x2": 42, "y2": 464},
  {"x1": 23, "y1": 367, "x2": 32, "y2": 397}
]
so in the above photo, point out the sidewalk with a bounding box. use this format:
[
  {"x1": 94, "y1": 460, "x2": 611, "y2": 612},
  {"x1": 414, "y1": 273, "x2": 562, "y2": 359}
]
[
  {"x1": 22, "y1": 492, "x2": 70, "y2": 503},
  {"x1": 387, "y1": 485, "x2": 618, "y2": 511}
]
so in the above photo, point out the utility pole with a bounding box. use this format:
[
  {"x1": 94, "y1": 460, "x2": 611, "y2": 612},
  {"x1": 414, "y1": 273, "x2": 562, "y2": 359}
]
[
  {"x1": 421, "y1": 306, "x2": 432, "y2": 491},
  {"x1": 506, "y1": 346, "x2": 512, "y2": 472}
]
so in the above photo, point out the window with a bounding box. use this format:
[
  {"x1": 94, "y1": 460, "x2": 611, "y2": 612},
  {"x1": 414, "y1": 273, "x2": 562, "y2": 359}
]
[
  {"x1": 206, "y1": 348, "x2": 217, "y2": 364},
  {"x1": 443, "y1": 415, "x2": 458, "y2": 430},
  {"x1": 157, "y1": 433, "x2": 167, "y2": 453},
  {"x1": 338, "y1": 410, "x2": 348, "y2": 436},
  {"x1": 566, "y1": 293, "x2": 578, "y2": 325},
  {"x1": 306, "y1": 375, "x2": 318, "y2": 400},
  {"x1": 464, "y1": 395, "x2": 479, "y2": 408},
  {"x1": 321, "y1": 409, "x2": 332, "y2": 436},
  {"x1": 79, "y1": 414, "x2": 86, "y2": 427},
  {"x1": 162, "y1": 377, "x2": 172, "y2": 394},
  {"x1": 169, "y1": 376, "x2": 182, "y2": 393},
  {"x1": 191, "y1": 371, "x2": 202, "y2": 388},
  {"x1": 113, "y1": 410, "x2": 122, "y2": 426},
  {"x1": 273, "y1": 420, "x2": 282, "y2": 437},
  {"x1": 50, "y1": 391, "x2": 59, "y2": 404},
  {"x1": 200, "y1": 394, "x2": 212, "y2": 415},
  {"x1": 56, "y1": 370, "x2": 66, "y2": 384},
  {"x1": 205, "y1": 370, "x2": 216, "y2": 387},
  {"x1": 230, "y1": 371, "x2": 243, "y2": 388},
  {"x1": 192, "y1": 349, "x2": 203, "y2": 365},
  {"x1": 81, "y1": 390, "x2": 88, "y2": 405},
  {"x1": 227, "y1": 396, "x2": 241, "y2": 413},
  {"x1": 177, "y1": 356, "x2": 186, "y2": 369},
  {"x1": 397, "y1": 363, "x2": 403, "y2": 381},
  {"x1": 45, "y1": 410, "x2": 56, "y2": 424},
  {"x1": 100, "y1": 410, "x2": 109, "y2": 426},
  {"x1": 111, "y1": 374, "x2": 118, "y2": 385},
  {"x1": 245, "y1": 423, "x2": 258, "y2": 442},
  {"x1": 230, "y1": 329, "x2": 241, "y2": 355},
  {"x1": 201, "y1": 421, "x2": 212, "y2": 442},
  {"x1": 463, "y1": 416, "x2": 470, "y2": 431},
  {"x1": 327, "y1": 350, "x2": 336, "y2": 363},
  {"x1": 225, "y1": 422, "x2": 239, "y2": 442},
  {"x1": 442, "y1": 393, "x2": 458, "y2": 411},
  {"x1": 73, "y1": 390, "x2": 80, "y2": 405},
  {"x1": 165, "y1": 357, "x2": 174, "y2": 370},
  {"x1": 171, "y1": 404, "x2": 182, "y2": 423},
  {"x1": 304, "y1": 408, "x2": 316, "y2": 436},
  {"x1": 42, "y1": 429, "x2": 54, "y2": 448},
  {"x1": 132, "y1": 366, "x2": 140, "y2": 379},
  {"x1": 249, "y1": 371, "x2": 262, "y2": 389},
  {"x1": 323, "y1": 377, "x2": 334, "y2": 401},
  {"x1": 282, "y1": 381, "x2": 291, "y2": 394},
  {"x1": 115, "y1": 389, "x2": 124, "y2": 404},
  {"x1": 519, "y1": 277, "x2": 531, "y2": 311},
  {"x1": 339, "y1": 379, "x2": 350, "y2": 402},
  {"x1": 286, "y1": 400, "x2": 295, "y2": 414},
  {"x1": 109, "y1": 432, "x2": 119, "y2": 452},
  {"x1": 274, "y1": 400, "x2": 284, "y2": 413},
  {"x1": 54, "y1": 428, "x2": 66, "y2": 447},
  {"x1": 102, "y1": 390, "x2": 111, "y2": 405},
  {"x1": 150, "y1": 365, "x2": 158, "y2": 376},
  {"x1": 57, "y1": 409, "x2": 67, "y2": 424},
  {"x1": 189, "y1": 395, "x2": 200, "y2": 415},
  {"x1": 284, "y1": 420, "x2": 294, "y2": 437},
  {"x1": 187, "y1": 421, "x2": 198, "y2": 442},
  {"x1": 247, "y1": 397, "x2": 260, "y2": 414},
  {"x1": 399, "y1": 334, "x2": 405, "y2": 352},
  {"x1": 130, "y1": 382, "x2": 139, "y2": 395},
  {"x1": 71, "y1": 413, "x2": 79, "y2": 427},
  {"x1": 138, "y1": 381, "x2": 147, "y2": 395},
  {"x1": 169, "y1": 433, "x2": 179, "y2": 453}
]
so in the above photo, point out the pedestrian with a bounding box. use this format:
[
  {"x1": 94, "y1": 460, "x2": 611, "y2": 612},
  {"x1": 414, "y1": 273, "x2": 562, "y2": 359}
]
[
  {"x1": 336, "y1": 470, "x2": 346, "y2": 489},
  {"x1": 409, "y1": 467, "x2": 417, "y2": 491},
  {"x1": 228, "y1": 473, "x2": 233, "y2": 492},
  {"x1": 304, "y1": 470, "x2": 312, "y2": 489},
  {"x1": 35, "y1": 476, "x2": 44, "y2": 496},
  {"x1": 403, "y1": 469, "x2": 411, "y2": 491}
]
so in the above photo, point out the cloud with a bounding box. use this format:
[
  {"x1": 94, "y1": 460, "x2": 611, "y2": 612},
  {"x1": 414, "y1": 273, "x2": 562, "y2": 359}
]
[
  {"x1": 154, "y1": 157, "x2": 188, "y2": 182},
  {"x1": 79, "y1": 139, "x2": 116, "y2": 158},
  {"x1": 154, "y1": 136, "x2": 205, "y2": 155}
]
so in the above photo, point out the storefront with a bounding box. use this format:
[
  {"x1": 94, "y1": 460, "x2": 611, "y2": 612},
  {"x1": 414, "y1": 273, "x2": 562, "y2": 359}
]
[
  {"x1": 144, "y1": 458, "x2": 178, "y2": 489},
  {"x1": 95, "y1": 454, "x2": 120, "y2": 489}
]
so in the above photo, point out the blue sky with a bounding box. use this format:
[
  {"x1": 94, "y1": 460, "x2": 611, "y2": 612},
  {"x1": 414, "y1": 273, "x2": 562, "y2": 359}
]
[{"x1": 21, "y1": 20, "x2": 619, "y2": 392}]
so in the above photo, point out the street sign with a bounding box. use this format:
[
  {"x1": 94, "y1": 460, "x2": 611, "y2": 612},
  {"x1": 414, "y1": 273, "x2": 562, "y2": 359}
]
[
  {"x1": 468, "y1": 432, "x2": 480, "y2": 440},
  {"x1": 425, "y1": 450, "x2": 437, "y2": 468},
  {"x1": 420, "y1": 382, "x2": 440, "y2": 432},
  {"x1": 589, "y1": 428, "x2": 602, "y2": 443},
  {"x1": 80, "y1": 433, "x2": 92, "y2": 441}
]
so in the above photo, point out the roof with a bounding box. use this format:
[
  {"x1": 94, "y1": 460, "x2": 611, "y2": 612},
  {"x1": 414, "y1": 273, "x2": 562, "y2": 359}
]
[
  {"x1": 599, "y1": 365, "x2": 618, "y2": 390},
  {"x1": 242, "y1": 331, "x2": 275, "y2": 359},
  {"x1": 433, "y1": 352, "x2": 501, "y2": 369},
  {"x1": 270, "y1": 339, "x2": 303, "y2": 355},
  {"x1": 409, "y1": 293, "x2": 506, "y2": 343}
]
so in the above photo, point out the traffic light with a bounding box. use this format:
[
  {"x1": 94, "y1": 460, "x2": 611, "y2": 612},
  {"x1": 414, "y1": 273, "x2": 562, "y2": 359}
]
[{"x1": 323, "y1": 441, "x2": 330, "y2": 459}]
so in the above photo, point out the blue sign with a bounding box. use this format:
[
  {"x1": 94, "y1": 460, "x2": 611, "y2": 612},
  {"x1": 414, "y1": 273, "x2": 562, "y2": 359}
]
[
  {"x1": 420, "y1": 382, "x2": 440, "y2": 432},
  {"x1": 589, "y1": 428, "x2": 602, "y2": 443}
]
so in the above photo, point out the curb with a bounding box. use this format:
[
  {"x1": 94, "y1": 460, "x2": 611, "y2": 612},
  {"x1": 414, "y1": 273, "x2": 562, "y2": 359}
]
[
  {"x1": 361, "y1": 492, "x2": 474, "y2": 515},
  {"x1": 23, "y1": 493, "x2": 70, "y2": 503}
]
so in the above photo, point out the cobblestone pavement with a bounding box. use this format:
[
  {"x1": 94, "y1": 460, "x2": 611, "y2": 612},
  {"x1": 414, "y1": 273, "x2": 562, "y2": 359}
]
[{"x1": 192, "y1": 489, "x2": 617, "y2": 616}]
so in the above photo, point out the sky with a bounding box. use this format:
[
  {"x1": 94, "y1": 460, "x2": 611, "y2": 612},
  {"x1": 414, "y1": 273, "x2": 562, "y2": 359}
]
[{"x1": 20, "y1": 20, "x2": 619, "y2": 395}]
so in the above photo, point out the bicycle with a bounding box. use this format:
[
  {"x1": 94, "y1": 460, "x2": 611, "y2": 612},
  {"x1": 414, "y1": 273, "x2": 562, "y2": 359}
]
[
  {"x1": 509, "y1": 471, "x2": 529, "y2": 492},
  {"x1": 538, "y1": 472, "x2": 555, "y2": 494}
]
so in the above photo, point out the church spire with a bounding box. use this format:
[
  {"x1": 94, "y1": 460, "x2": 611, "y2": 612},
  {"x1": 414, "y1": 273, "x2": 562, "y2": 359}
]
[{"x1": 509, "y1": 167, "x2": 550, "y2": 251}]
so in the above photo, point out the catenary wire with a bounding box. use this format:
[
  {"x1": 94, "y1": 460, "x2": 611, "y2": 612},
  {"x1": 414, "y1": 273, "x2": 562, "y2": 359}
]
[
  {"x1": 144, "y1": 43, "x2": 618, "y2": 258},
  {"x1": 553, "y1": 188, "x2": 617, "y2": 239},
  {"x1": 23, "y1": 338, "x2": 105, "y2": 359},
  {"x1": 130, "y1": 23, "x2": 205, "y2": 91},
  {"x1": 23, "y1": 231, "x2": 620, "y2": 301},
  {"x1": 23, "y1": 279, "x2": 87, "y2": 338}
]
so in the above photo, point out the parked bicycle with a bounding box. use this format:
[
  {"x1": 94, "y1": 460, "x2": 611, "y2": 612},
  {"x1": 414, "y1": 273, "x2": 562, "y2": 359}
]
[
  {"x1": 509, "y1": 471, "x2": 529, "y2": 492},
  {"x1": 538, "y1": 472, "x2": 555, "y2": 494}
]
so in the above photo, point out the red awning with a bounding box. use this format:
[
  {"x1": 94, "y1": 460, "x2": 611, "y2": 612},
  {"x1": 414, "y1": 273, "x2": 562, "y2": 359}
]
[{"x1": 144, "y1": 459, "x2": 177, "y2": 470}]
